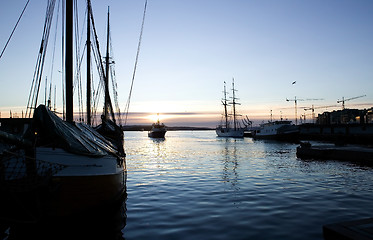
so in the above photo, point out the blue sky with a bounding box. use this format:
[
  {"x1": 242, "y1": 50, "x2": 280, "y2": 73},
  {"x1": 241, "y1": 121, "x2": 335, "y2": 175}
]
[{"x1": 0, "y1": 0, "x2": 372, "y2": 127}]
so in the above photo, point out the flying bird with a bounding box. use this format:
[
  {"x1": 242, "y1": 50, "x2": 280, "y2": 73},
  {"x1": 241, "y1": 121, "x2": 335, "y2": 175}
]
[{"x1": 292, "y1": 81, "x2": 296, "y2": 85}]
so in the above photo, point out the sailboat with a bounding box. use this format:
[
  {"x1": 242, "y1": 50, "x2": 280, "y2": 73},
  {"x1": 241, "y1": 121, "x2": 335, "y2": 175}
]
[
  {"x1": 94, "y1": 5, "x2": 125, "y2": 156},
  {"x1": 216, "y1": 79, "x2": 245, "y2": 138},
  {"x1": 0, "y1": 0, "x2": 126, "y2": 220}
]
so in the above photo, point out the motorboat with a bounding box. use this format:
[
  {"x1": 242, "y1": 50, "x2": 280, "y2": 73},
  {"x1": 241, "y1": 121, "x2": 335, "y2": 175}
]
[{"x1": 148, "y1": 116, "x2": 167, "y2": 138}]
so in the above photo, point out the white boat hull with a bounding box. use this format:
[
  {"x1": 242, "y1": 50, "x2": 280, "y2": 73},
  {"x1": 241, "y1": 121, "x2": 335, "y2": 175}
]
[
  {"x1": 216, "y1": 128, "x2": 244, "y2": 138},
  {"x1": 253, "y1": 121, "x2": 299, "y2": 141}
]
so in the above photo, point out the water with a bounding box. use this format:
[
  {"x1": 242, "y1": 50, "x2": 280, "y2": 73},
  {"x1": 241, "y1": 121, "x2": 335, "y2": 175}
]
[
  {"x1": 2, "y1": 130, "x2": 373, "y2": 239},
  {"x1": 123, "y1": 131, "x2": 373, "y2": 240}
]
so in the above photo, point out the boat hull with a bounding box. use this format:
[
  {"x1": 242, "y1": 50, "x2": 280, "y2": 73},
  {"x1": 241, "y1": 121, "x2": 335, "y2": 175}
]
[
  {"x1": 216, "y1": 128, "x2": 244, "y2": 138},
  {"x1": 253, "y1": 132, "x2": 299, "y2": 141},
  {"x1": 48, "y1": 171, "x2": 126, "y2": 217},
  {"x1": 148, "y1": 130, "x2": 166, "y2": 138},
  {"x1": 253, "y1": 121, "x2": 299, "y2": 142},
  {"x1": 36, "y1": 147, "x2": 126, "y2": 217},
  {"x1": 0, "y1": 147, "x2": 126, "y2": 221}
]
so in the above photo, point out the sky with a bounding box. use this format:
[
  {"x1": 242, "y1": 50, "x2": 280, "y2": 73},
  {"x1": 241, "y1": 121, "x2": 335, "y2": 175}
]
[{"x1": 0, "y1": 0, "x2": 372, "y2": 127}]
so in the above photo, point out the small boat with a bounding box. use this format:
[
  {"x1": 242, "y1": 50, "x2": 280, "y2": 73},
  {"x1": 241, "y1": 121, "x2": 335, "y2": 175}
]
[
  {"x1": 216, "y1": 79, "x2": 245, "y2": 138},
  {"x1": 253, "y1": 120, "x2": 299, "y2": 141},
  {"x1": 148, "y1": 115, "x2": 167, "y2": 138}
]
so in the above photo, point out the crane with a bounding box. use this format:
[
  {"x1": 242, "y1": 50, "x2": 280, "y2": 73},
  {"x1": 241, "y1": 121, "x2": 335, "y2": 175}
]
[
  {"x1": 286, "y1": 96, "x2": 323, "y2": 125},
  {"x1": 304, "y1": 104, "x2": 338, "y2": 123},
  {"x1": 242, "y1": 115, "x2": 252, "y2": 129},
  {"x1": 337, "y1": 95, "x2": 366, "y2": 110}
]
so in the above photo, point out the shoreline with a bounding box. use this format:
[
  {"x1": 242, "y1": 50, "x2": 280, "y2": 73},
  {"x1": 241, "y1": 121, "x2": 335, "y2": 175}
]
[{"x1": 122, "y1": 125, "x2": 214, "y2": 131}]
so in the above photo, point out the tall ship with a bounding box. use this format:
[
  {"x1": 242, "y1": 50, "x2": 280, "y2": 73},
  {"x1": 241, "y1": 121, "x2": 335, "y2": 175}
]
[
  {"x1": 216, "y1": 79, "x2": 245, "y2": 138},
  {"x1": 0, "y1": 0, "x2": 127, "y2": 221}
]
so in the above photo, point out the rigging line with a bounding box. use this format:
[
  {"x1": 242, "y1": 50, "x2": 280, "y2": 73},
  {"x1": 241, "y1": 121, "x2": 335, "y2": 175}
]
[
  {"x1": 0, "y1": 0, "x2": 30, "y2": 60},
  {"x1": 91, "y1": 46, "x2": 104, "y2": 117},
  {"x1": 73, "y1": 0, "x2": 81, "y2": 116},
  {"x1": 49, "y1": 0, "x2": 61, "y2": 96},
  {"x1": 75, "y1": 43, "x2": 87, "y2": 120},
  {"x1": 33, "y1": 0, "x2": 57, "y2": 112},
  {"x1": 110, "y1": 66, "x2": 120, "y2": 112},
  {"x1": 26, "y1": 0, "x2": 57, "y2": 117},
  {"x1": 108, "y1": 30, "x2": 122, "y2": 125},
  {"x1": 88, "y1": 3, "x2": 109, "y2": 118},
  {"x1": 90, "y1": 46, "x2": 102, "y2": 118},
  {"x1": 88, "y1": 3, "x2": 106, "y2": 88},
  {"x1": 26, "y1": 0, "x2": 51, "y2": 116},
  {"x1": 124, "y1": 0, "x2": 147, "y2": 125},
  {"x1": 61, "y1": 0, "x2": 65, "y2": 120},
  {"x1": 110, "y1": 65, "x2": 121, "y2": 124}
]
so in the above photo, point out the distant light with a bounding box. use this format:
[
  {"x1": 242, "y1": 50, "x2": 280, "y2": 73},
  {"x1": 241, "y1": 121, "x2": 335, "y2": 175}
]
[{"x1": 147, "y1": 114, "x2": 164, "y2": 123}]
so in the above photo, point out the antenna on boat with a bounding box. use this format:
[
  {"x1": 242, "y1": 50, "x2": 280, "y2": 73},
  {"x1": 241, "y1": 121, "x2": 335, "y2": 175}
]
[{"x1": 270, "y1": 110, "x2": 273, "y2": 122}]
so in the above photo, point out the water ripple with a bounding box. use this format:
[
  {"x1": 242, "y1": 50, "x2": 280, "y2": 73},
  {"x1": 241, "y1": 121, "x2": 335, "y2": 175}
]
[{"x1": 123, "y1": 131, "x2": 373, "y2": 240}]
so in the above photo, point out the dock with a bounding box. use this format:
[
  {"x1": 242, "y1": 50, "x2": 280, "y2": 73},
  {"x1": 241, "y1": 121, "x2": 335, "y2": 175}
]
[{"x1": 296, "y1": 142, "x2": 373, "y2": 166}]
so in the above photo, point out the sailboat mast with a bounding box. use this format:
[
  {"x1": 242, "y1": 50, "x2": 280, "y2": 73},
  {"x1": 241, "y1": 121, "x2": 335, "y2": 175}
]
[
  {"x1": 223, "y1": 81, "x2": 229, "y2": 129},
  {"x1": 104, "y1": 6, "x2": 110, "y2": 121},
  {"x1": 87, "y1": 0, "x2": 92, "y2": 125},
  {"x1": 232, "y1": 79, "x2": 237, "y2": 130},
  {"x1": 65, "y1": 0, "x2": 73, "y2": 123}
]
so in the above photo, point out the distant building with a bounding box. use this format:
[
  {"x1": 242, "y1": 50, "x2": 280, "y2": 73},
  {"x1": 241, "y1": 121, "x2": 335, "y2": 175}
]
[
  {"x1": 316, "y1": 108, "x2": 373, "y2": 124},
  {"x1": 366, "y1": 108, "x2": 373, "y2": 123}
]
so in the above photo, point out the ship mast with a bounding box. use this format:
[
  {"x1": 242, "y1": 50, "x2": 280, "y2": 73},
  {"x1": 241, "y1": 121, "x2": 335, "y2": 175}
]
[
  {"x1": 104, "y1": 7, "x2": 110, "y2": 121},
  {"x1": 65, "y1": 0, "x2": 73, "y2": 123},
  {"x1": 104, "y1": 7, "x2": 116, "y2": 123},
  {"x1": 86, "y1": 0, "x2": 92, "y2": 125},
  {"x1": 222, "y1": 81, "x2": 229, "y2": 129},
  {"x1": 231, "y1": 78, "x2": 239, "y2": 130}
]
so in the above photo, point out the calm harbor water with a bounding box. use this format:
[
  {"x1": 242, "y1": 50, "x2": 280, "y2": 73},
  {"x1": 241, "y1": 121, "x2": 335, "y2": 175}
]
[
  {"x1": 123, "y1": 130, "x2": 373, "y2": 240},
  {"x1": 2, "y1": 130, "x2": 373, "y2": 239}
]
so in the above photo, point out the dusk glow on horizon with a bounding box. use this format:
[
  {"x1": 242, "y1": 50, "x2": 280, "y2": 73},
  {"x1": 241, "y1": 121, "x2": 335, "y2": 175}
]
[
  {"x1": 1, "y1": 1, "x2": 372, "y2": 127},
  {"x1": 2, "y1": 2, "x2": 373, "y2": 239}
]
